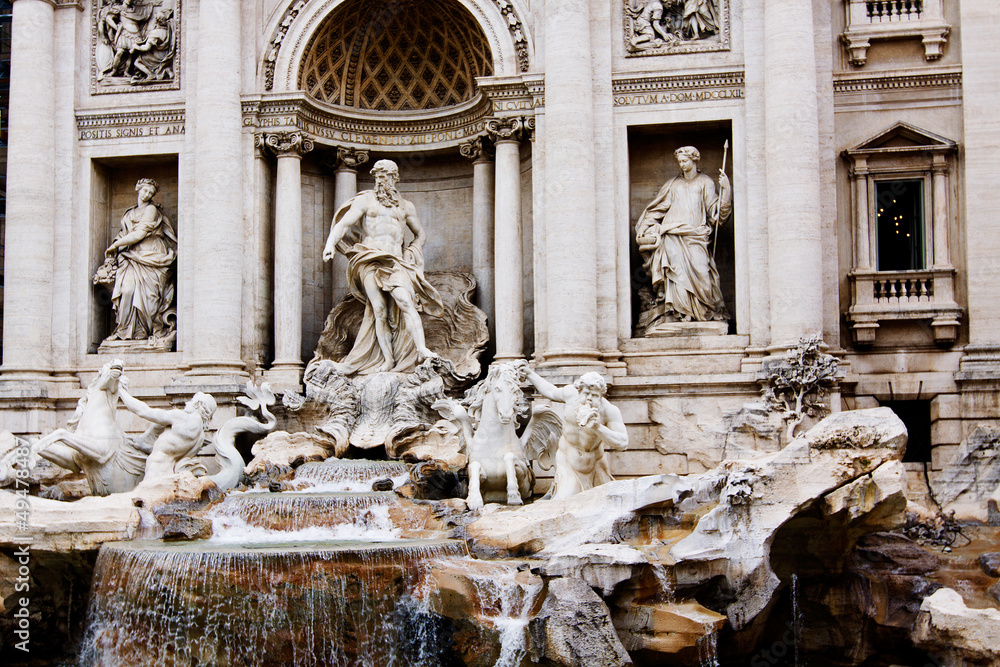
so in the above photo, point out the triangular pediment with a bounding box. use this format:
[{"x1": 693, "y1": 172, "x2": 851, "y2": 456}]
[{"x1": 849, "y1": 121, "x2": 956, "y2": 154}]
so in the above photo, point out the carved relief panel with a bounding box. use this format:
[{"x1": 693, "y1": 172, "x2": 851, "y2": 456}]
[
  {"x1": 92, "y1": 0, "x2": 180, "y2": 94},
  {"x1": 623, "y1": 0, "x2": 730, "y2": 56}
]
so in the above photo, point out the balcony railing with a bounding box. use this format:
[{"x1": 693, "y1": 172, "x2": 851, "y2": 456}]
[
  {"x1": 864, "y1": 1, "x2": 923, "y2": 22},
  {"x1": 842, "y1": 0, "x2": 948, "y2": 66},
  {"x1": 847, "y1": 268, "x2": 962, "y2": 346}
]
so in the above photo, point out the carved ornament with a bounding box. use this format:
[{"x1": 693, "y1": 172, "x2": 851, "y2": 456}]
[
  {"x1": 91, "y1": 0, "x2": 180, "y2": 95},
  {"x1": 241, "y1": 93, "x2": 492, "y2": 153},
  {"x1": 484, "y1": 116, "x2": 523, "y2": 143},
  {"x1": 256, "y1": 131, "x2": 315, "y2": 157},
  {"x1": 458, "y1": 136, "x2": 494, "y2": 162},
  {"x1": 623, "y1": 0, "x2": 730, "y2": 57},
  {"x1": 335, "y1": 147, "x2": 370, "y2": 170}
]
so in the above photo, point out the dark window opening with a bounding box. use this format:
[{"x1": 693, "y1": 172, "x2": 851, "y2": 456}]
[
  {"x1": 876, "y1": 179, "x2": 924, "y2": 271},
  {"x1": 879, "y1": 399, "x2": 932, "y2": 463}
]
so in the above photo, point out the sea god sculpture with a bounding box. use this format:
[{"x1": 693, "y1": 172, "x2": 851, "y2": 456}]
[
  {"x1": 516, "y1": 362, "x2": 629, "y2": 500},
  {"x1": 322, "y1": 159, "x2": 443, "y2": 375},
  {"x1": 635, "y1": 145, "x2": 731, "y2": 334},
  {"x1": 94, "y1": 178, "x2": 177, "y2": 351}
]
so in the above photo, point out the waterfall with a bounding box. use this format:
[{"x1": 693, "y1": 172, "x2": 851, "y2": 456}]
[
  {"x1": 697, "y1": 627, "x2": 720, "y2": 667},
  {"x1": 791, "y1": 573, "x2": 801, "y2": 667},
  {"x1": 415, "y1": 557, "x2": 544, "y2": 667},
  {"x1": 291, "y1": 459, "x2": 411, "y2": 492},
  {"x1": 205, "y1": 491, "x2": 403, "y2": 542},
  {"x1": 650, "y1": 561, "x2": 675, "y2": 603},
  {"x1": 80, "y1": 539, "x2": 468, "y2": 666}
]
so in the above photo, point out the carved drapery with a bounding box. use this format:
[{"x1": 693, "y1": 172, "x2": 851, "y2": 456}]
[{"x1": 297, "y1": 0, "x2": 493, "y2": 111}]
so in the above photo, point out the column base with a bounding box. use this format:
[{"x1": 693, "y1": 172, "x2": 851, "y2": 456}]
[
  {"x1": 265, "y1": 363, "x2": 304, "y2": 392},
  {"x1": 533, "y1": 349, "x2": 606, "y2": 383}
]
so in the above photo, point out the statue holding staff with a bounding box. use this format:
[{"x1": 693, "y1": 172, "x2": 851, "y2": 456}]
[{"x1": 635, "y1": 144, "x2": 732, "y2": 330}]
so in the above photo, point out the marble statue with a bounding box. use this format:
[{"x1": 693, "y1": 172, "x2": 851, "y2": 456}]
[
  {"x1": 433, "y1": 362, "x2": 561, "y2": 510},
  {"x1": 130, "y1": 7, "x2": 175, "y2": 84},
  {"x1": 516, "y1": 362, "x2": 629, "y2": 500},
  {"x1": 94, "y1": 178, "x2": 177, "y2": 350},
  {"x1": 322, "y1": 159, "x2": 444, "y2": 375},
  {"x1": 634, "y1": 145, "x2": 731, "y2": 331},
  {"x1": 96, "y1": 0, "x2": 177, "y2": 86},
  {"x1": 118, "y1": 387, "x2": 216, "y2": 483},
  {"x1": 207, "y1": 383, "x2": 278, "y2": 492},
  {"x1": 25, "y1": 361, "x2": 149, "y2": 496}
]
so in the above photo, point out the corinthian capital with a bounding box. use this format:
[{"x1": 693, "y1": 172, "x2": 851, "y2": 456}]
[
  {"x1": 485, "y1": 117, "x2": 524, "y2": 143},
  {"x1": 255, "y1": 132, "x2": 314, "y2": 157}
]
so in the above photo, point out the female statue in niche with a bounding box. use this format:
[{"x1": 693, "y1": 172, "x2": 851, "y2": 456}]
[
  {"x1": 95, "y1": 178, "x2": 177, "y2": 348},
  {"x1": 634, "y1": 145, "x2": 731, "y2": 332}
]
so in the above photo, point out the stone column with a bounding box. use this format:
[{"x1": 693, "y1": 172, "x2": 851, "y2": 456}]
[
  {"x1": 764, "y1": 0, "x2": 824, "y2": 349},
  {"x1": 333, "y1": 147, "x2": 370, "y2": 211},
  {"x1": 486, "y1": 119, "x2": 524, "y2": 362},
  {"x1": 851, "y1": 159, "x2": 871, "y2": 270},
  {"x1": 957, "y1": 0, "x2": 1000, "y2": 381},
  {"x1": 460, "y1": 137, "x2": 496, "y2": 340},
  {"x1": 931, "y1": 155, "x2": 951, "y2": 268},
  {"x1": 1, "y1": 0, "x2": 55, "y2": 378},
  {"x1": 260, "y1": 132, "x2": 313, "y2": 384},
  {"x1": 188, "y1": 0, "x2": 245, "y2": 377},
  {"x1": 540, "y1": 0, "x2": 600, "y2": 370}
]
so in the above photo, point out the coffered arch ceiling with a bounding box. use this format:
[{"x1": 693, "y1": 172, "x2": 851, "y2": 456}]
[{"x1": 298, "y1": 0, "x2": 494, "y2": 112}]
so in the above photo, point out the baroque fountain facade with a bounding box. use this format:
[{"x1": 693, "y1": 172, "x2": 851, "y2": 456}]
[{"x1": 2, "y1": 0, "x2": 1000, "y2": 664}]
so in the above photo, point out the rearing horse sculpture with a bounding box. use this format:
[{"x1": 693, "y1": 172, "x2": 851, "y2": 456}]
[
  {"x1": 434, "y1": 363, "x2": 561, "y2": 510},
  {"x1": 30, "y1": 360, "x2": 148, "y2": 495}
]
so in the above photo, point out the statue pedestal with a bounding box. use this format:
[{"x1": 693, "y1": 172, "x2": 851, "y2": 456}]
[
  {"x1": 643, "y1": 321, "x2": 729, "y2": 337},
  {"x1": 98, "y1": 337, "x2": 174, "y2": 354}
]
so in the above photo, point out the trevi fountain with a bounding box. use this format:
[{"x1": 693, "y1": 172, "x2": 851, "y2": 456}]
[{"x1": 1, "y1": 0, "x2": 999, "y2": 665}]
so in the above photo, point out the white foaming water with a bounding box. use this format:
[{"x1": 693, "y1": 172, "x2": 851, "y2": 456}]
[
  {"x1": 417, "y1": 557, "x2": 543, "y2": 667},
  {"x1": 208, "y1": 502, "x2": 402, "y2": 544},
  {"x1": 288, "y1": 472, "x2": 410, "y2": 494},
  {"x1": 650, "y1": 562, "x2": 675, "y2": 602},
  {"x1": 698, "y1": 627, "x2": 720, "y2": 667}
]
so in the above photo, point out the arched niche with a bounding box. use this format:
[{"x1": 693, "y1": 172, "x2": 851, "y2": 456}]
[
  {"x1": 253, "y1": 0, "x2": 531, "y2": 153},
  {"x1": 267, "y1": 0, "x2": 527, "y2": 93}
]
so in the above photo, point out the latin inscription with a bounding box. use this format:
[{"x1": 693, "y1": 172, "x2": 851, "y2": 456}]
[
  {"x1": 79, "y1": 124, "x2": 185, "y2": 140},
  {"x1": 243, "y1": 116, "x2": 485, "y2": 145},
  {"x1": 613, "y1": 87, "x2": 744, "y2": 107}
]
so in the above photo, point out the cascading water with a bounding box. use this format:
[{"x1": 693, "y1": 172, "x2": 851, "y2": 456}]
[
  {"x1": 290, "y1": 459, "x2": 411, "y2": 493},
  {"x1": 697, "y1": 628, "x2": 720, "y2": 667},
  {"x1": 206, "y1": 491, "x2": 403, "y2": 542},
  {"x1": 791, "y1": 573, "x2": 801, "y2": 667},
  {"x1": 78, "y1": 460, "x2": 481, "y2": 666},
  {"x1": 410, "y1": 557, "x2": 544, "y2": 667},
  {"x1": 650, "y1": 561, "x2": 675, "y2": 603},
  {"x1": 80, "y1": 539, "x2": 468, "y2": 666}
]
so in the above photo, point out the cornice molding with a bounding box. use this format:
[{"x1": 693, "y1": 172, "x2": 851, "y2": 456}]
[
  {"x1": 833, "y1": 66, "x2": 962, "y2": 95},
  {"x1": 241, "y1": 92, "x2": 493, "y2": 151}
]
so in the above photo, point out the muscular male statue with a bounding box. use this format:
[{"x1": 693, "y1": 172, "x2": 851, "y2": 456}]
[
  {"x1": 516, "y1": 361, "x2": 629, "y2": 500},
  {"x1": 118, "y1": 388, "x2": 217, "y2": 482},
  {"x1": 322, "y1": 159, "x2": 443, "y2": 375}
]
